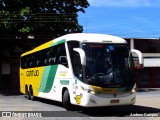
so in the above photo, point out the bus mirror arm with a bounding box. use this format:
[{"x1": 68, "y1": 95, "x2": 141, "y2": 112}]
[
  {"x1": 131, "y1": 49, "x2": 144, "y2": 67},
  {"x1": 73, "y1": 48, "x2": 86, "y2": 66}
]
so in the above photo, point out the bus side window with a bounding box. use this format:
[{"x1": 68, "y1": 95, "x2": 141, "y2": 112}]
[
  {"x1": 39, "y1": 51, "x2": 44, "y2": 66},
  {"x1": 49, "y1": 57, "x2": 56, "y2": 65},
  {"x1": 35, "y1": 52, "x2": 41, "y2": 67},
  {"x1": 37, "y1": 60, "x2": 40, "y2": 66},
  {"x1": 56, "y1": 43, "x2": 68, "y2": 67},
  {"x1": 30, "y1": 62, "x2": 33, "y2": 67},
  {"x1": 28, "y1": 54, "x2": 36, "y2": 68},
  {"x1": 44, "y1": 59, "x2": 49, "y2": 65},
  {"x1": 73, "y1": 53, "x2": 82, "y2": 80},
  {"x1": 27, "y1": 57, "x2": 32, "y2": 68},
  {"x1": 21, "y1": 57, "x2": 26, "y2": 69},
  {"x1": 41, "y1": 50, "x2": 46, "y2": 66},
  {"x1": 34, "y1": 52, "x2": 40, "y2": 67},
  {"x1": 24, "y1": 63, "x2": 27, "y2": 68},
  {"x1": 67, "y1": 41, "x2": 81, "y2": 80},
  {"x1": 48, "y1": 47, "x2": 56, "y2": 65},
  {"x1": 44, "y1": 50, "x2": 50, "y2": 66},
  {"x1": 59, "y1": 56, "x2": 68, "y2": 67}
]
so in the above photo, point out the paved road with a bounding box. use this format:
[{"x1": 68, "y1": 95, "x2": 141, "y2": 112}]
[{"x1": 0, "y1": 89, "x2": 160, "y2": 119}]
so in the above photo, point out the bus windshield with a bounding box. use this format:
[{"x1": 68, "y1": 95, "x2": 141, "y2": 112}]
[{"x1": 82, "y1": 43, "x2": 135, "y2": 88}]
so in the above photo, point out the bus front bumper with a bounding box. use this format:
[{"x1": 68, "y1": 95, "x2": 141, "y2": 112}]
[{"x1": 79, "y1": 92, "x2": 136, "y2": 107}]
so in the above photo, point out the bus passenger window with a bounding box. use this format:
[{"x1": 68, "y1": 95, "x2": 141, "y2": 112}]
[
  {"x1": 55, "y1": 43, "x2": 68, "y2": 67},
  {"x1": 44, "y1": 59, "x2": 49, "y2": 65},
  {"x1": 59, "y1": 56, "x2": 68, "y2": 67},
  {"x1": 49, "y1": 57, "x2": 56, "y2": 65},
  {"x1": 30, "y1": 62, "x2": 33, "y2": 67},
  {"x1": 37, "y1": 60, "x2": 40, "y2": 66}
]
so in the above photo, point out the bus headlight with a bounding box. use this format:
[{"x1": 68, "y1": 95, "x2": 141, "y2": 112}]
[
  {"x1": 81, "y1": 86, "x2": 96, "y2": 95},
  {"x1": 131, "y1": 88, "x2": 136, "y2": 94},
  {"x1": 89, "y1": 90, "x2": 96, "y2": 95}
]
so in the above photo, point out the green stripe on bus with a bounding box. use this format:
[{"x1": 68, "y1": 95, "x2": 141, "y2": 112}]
[
  {"x1": 50, "y1": 39, "x2": 65, "y2": 47},
  {"x1": 38, "y1": 66, "x2": 49, "y2": 92},
  {"x1": 38, "y1": 39, "x2": 65, "y2": 93},
  {"x1": 39, "y1": 65, "x2": 58, "y2": 93},
  {"x1": 43, "y1": 65, "x2": 58, "y2": 92}
]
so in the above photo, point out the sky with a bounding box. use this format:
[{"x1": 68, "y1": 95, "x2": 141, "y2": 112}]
[{"x1": 78, "y1": 0, "x2": 160, "y2": 38}]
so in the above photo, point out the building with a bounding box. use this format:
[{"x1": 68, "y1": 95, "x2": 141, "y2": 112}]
[
  {"x1": 0, "y1": 39, "x2": 36, "y2": 92},
  {"x1": 126, "y1": 38, "x2": 160, "y2": 88}
]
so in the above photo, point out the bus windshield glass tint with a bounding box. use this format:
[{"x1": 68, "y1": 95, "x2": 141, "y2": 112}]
[{"x1": 82, "y1": 43, "x2": 135, "y2": 88}]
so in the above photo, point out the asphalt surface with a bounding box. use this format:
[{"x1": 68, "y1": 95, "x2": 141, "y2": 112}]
[{"x1": 0, "y1": 89, "x2": 160, "y2": 120}]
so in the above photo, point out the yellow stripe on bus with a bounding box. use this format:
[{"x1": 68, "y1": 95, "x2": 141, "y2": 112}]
[
  {"x1": 21, "y1": 40, "x2": 53, "y2": 57},
  {"x1": 91, "y1": 85, "x2": 117, "y2": 93}
]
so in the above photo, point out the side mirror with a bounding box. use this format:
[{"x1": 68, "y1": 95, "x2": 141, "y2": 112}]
[
  {"x1": 73, "y1": 48, "x2": 86, "y2": 66},
  {"x1": 131, "y1": 49, "x2": 144, "y2": 69}
]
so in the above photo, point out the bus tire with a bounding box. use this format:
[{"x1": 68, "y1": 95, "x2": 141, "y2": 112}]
[
  {"x1": 29, "y1": 88, "x2": 35, "y2": 101},
  {"x1": 25, "y1": 86, "x2": 30, "y2": 100},
  {"x1": 27, "y1": 90, "x2": 31, "y2": 100},
  {"x1": 63, "y1": 90, "x2": 72, "y2": 110}
]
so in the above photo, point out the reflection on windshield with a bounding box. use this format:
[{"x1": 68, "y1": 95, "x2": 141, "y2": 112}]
[{"x1": 82, "y1": 43, "x2": 134, "y2": 88}]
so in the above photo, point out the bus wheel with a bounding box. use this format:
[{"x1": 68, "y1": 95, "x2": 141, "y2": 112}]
[
  {"x1": 27, "y1": 90, "x2": 31, "y2": 100},
  {"x1": 25, "y1": 87, "x2": 30, "y2": 100},
  {"x1": 29, "y1": 89, "x2": 35, "y2": 101},
  {"x1": 63, "y1": 90, "x2": 72, "y2": 110}
]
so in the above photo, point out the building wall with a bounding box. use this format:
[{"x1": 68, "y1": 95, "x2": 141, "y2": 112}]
[
  {"x1": 126, "y1": 38, "x2": 160, "y2": 88},
  {"x1": 134, "y1": 40, "x2": 160, "y2": 53},
  {"x1": 0, "y1": 61, "x2": 11, "y2": 90},
  {"x1": 0, "y1": 47, "x2": 22, "y2": 91},
  {"x1": 2, "y1": 61, "x2": 10, "y2": 74},
  {"x1": 136, "y1": 68, "x2": 160, "y2": 88},
  {"x1": 9, "y1": 61, "x2": 19, "y2": 90},
  {"x1": 0, "y1": 39, "x2": 35, "y2": 92}
]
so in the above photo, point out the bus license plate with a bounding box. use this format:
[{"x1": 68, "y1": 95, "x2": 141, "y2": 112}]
[{"x1": 110, "y1": 99, "x2": 119, "y2": 104}]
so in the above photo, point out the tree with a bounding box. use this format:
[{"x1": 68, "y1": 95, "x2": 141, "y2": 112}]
[{"x1": 0, "y1": 0, "x2": 89, "y2": 44}]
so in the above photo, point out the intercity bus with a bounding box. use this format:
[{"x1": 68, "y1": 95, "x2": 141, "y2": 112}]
[{"x1": 20, "y1": 33, "x2": 143, "y2": 110}]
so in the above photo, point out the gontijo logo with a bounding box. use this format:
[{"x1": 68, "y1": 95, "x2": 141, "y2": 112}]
[{"x1": 26, "y1": 70, "x2": 39, "y2": 77}]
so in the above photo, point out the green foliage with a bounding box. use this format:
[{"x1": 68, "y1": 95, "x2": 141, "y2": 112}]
[
  {"x1": 0, "y1": 0, "x2": 89, "y2": 41},
  {"x1": 19, "y1": 27, "x2": 30, "y2": 33}
]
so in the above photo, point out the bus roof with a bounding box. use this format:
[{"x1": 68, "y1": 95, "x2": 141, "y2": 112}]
[
  {"x1": 63, "y1": 33, "x2": 126, "y2": 43},
  {"x1": 21, "y1": 33, "x2": 127, "y2": 57}
]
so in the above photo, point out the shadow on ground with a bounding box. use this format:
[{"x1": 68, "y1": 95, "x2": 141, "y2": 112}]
[
  {"x1": 32, "y1": 97, "x2": 160, "y2": 117},
  {"x1": 0, "y1": 89, "x2": 160, "y2": 117},
  {"x1": 79, "y1": 105, "x2": 160, "y2": 117}
]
